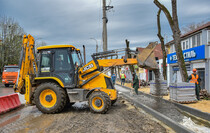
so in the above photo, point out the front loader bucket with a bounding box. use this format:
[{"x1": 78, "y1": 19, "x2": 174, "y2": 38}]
[{"x1": 137, "y1": 42, "x2": 159, "y2": 70}]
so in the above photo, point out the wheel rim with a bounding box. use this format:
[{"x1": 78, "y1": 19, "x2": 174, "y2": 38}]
[
  {"x1": 92, "y1": 97, "x2": 104, "y2": 110},
  {"x1": 40, "y1": 89, "x2": 57, "y2": 108}
]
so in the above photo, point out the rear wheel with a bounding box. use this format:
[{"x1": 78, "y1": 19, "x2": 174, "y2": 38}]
[
  {"x1": 34, "y1": 82, "x2": 67, "y2": 114},
  {"x1": 5, "y1": 84, "x2": 9, "y2": 87},
  {"x1": 88, "y1": 91, "x2": 111, "y2": 114}
]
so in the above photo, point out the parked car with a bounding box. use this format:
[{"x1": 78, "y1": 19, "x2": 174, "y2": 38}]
[{"x1": 2, "y1": 65, "x2": 19, "y2": 87}]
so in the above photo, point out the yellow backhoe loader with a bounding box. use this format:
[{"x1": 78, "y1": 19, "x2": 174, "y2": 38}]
[{"x1": 14, "y1": 34, "x2": 158, "y2": 114}]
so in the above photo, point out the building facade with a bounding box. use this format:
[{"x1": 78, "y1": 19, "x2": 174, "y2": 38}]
[{"x1": 166, "y1": 22, "x2": 210, "y2": 93}]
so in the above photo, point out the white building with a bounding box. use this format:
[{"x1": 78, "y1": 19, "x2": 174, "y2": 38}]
[{"x1": 166, "y1": 22, "x2": 210, "y2": 93}]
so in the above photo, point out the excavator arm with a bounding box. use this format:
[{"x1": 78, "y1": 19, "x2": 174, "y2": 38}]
[
  {"x1": 14, "y1": 34, "x2": 38, "y2": 104},
  {"x1": 78, "y1": 42, "x2": 159, "y2": 88}
]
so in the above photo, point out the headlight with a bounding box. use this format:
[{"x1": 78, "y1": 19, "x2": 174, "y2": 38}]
[{"x1": 2, "y1": 79, "x2": 5, "y2": 82}]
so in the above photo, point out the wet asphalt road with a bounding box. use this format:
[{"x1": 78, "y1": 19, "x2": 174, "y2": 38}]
[
  {"x1": 1, "y1": 83, "x2": 209, "y2": 133},
  {"x1": 0, "y1": 83, "x2": 170, "y2": 133},
  {"x1": 0, "y1": 97, "x2": 168, "y2": 133}
]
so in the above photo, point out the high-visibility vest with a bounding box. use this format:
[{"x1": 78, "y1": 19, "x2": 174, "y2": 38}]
[
  {"x1": 190, "y1": 74, "x2": 199, "y2": 84},
  {"x1": 121, "y1": 74, "x2": 125, "y2": 79}
]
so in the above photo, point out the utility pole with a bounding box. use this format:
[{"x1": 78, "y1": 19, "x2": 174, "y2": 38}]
[{"x1": 102, "y1": 0, "x2": 113, "y2": 52}]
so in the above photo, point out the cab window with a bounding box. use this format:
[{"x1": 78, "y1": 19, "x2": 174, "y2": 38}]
[
  {"x1": 71, "y1": 50, "x2": 81, "y2": 67},
  {"x1": 54, "y1": 49, "x2": 72, "y2": 71},
  {"x1": 41, "y1": 51, "x2": 51, "y2": 72}
]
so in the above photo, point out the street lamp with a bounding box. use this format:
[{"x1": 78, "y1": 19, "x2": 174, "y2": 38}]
[{"x1": 90, "y1": 38, "x2": 98, "y2": 53}]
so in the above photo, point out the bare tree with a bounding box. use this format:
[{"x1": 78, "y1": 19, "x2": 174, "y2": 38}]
[
  {"x1": 35, "y1": 41, "x2": 47, "y2": 58},
  {"x1": 0, "y1": 16, "x2": 25, "y2": 71},
  {"x1": 36, "y1": 41, "x2": 46, "y2": 48},
  {"x1": 157, "y1": 9, "x2": 167, "y2": 80},
  {"x1": 182, "y1": 21, "x2": 207, "y2": 34},
  {"x1": 154, "y1": 0, "x2": 188, "y2": 82}
]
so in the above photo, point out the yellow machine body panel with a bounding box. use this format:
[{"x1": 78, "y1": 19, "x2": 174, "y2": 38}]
[
  {"x1": 78, "y1": 60, "x2": 98, "y2": 75},
  {"x1": 34, "y1": 77, "x2": 65, "y2": 88},
  {"x1": 97, "y1": 59, "x2": 138, "y2": 67},
  {"x1": 37, "y1": 45, "x2": 75, "y2": 50},
  {"x1": 80, "y1": 71, "x2": 117, "y2": 100}
]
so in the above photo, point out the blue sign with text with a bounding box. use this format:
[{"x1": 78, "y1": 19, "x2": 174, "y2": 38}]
[{"x1": 167, "y1": 45, "x2": 205, "y2": 64}]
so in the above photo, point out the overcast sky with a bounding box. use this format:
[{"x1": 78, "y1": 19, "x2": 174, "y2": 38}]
[{"x1": 1, "y1": 0, "x2": 210, "y2": 61}]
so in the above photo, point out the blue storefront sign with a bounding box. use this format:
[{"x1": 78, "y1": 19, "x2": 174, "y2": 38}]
[{"x1": 167, "y1": 45, "x2": 205, "y2": 64}]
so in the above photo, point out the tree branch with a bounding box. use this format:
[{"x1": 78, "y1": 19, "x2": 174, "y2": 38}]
[{"x1": 154, "y1": 0, "x2": 174, "y2": 31}]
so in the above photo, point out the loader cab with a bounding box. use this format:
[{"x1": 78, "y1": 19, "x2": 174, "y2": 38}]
[{"x1": 37, "y1": 45, "x2": 82, "y2": 88}]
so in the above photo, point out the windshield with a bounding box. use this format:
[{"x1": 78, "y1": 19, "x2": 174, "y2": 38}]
[
  {"x1": 71, "y1": 50, "x2": 81, "y2": 67},
  {"x1": 4, "y1": 67, "x2": 19, "y2": 72}
]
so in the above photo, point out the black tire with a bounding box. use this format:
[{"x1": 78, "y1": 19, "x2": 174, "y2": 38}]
[
  {"x1": 111, "y1": 98, "x2": 117, "y2": 105},
  {"x1": 34, "y1": 82, "x2": 67, "y2": 114},
  {"x1": 5, "y1": 84, "x2": 9, "y2": 87},
  {"x1": 88, "y1": 91, "x2": 111, "y2": 114}
]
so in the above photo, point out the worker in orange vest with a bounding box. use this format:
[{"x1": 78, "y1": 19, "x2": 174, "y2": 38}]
[{"x1": 188, "y1": 68, "x2": 201, "y2": 100}]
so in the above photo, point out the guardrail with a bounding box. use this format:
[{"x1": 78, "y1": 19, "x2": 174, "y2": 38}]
[{"x1": 0, "y1": 93, "x2": 21, "y2": 114}]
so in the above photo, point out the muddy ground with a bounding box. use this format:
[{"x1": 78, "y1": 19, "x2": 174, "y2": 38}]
[{"x1": 0, "y1": 97, "x2": 171, "y2": 133}]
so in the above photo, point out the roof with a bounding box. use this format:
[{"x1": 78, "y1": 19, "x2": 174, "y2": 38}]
[
  {"x1": 136, "y1": 47, "x2": 144, "y2": 53},
  {"x1": 166, "y1": 21, "x2": 210, "y2": 45},
  {"x1": 136, "y1": 43, "x2": 163, "y2": 59},
  {"x1": 4, "y1": 65, "x2": 18, "y2": 68},
  {"x1": 37, "y1": 45, "x2": 76, "y2": 50}
]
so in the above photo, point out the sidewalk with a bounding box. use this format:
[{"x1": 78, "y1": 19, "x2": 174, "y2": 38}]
[{"x1": 116, "y1": 81, "x2": 210, "y2": 113}]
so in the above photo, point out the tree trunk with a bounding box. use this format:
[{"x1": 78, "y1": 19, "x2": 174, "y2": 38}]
[
  {"x1": 157, "y1": 9, "x2": 167, "y2": 80},
  {"x1": 125, "y1": 39, "x2": 135, "y2": 75},
  {"x1": 154, "y1": 0, "x2": 188, "y2": 82}
]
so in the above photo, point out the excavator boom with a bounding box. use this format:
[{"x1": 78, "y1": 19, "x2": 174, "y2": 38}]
[{"x1": 14, "y1": 34, "x2": 37, "y2": 104}]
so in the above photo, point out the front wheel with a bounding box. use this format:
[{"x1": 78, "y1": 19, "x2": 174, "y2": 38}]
[
  {"x1": 34, "y1": 82, "x2": 67, "y2": 114},
  {"x1": 88, "y1": 91, "x2": 111, "y2": 114}
]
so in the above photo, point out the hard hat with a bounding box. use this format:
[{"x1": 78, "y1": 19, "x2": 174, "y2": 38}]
[{"x1": 193, "y1": 68, "x2": 197, "y2": 72}]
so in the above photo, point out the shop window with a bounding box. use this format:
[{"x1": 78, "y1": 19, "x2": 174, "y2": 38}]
[
  {"x1": 189, "y1": 37, "x2": 192, "y2": 48},
  {"x1": 197, "y1": 33, "x2": 201, "y2": 46},
  {"x1": 208, "y1": 30, "x2": 210, "y2": 45},
  {"x1": 173, "y1": 44, "x2": 175, "y2": 53},
  {"x1": 181, "y1": 42, "x2": 183, "y2": 50},
  {"x1": 186, "y1": 40, "x2": 189, "y2": 49},
  {"x1": 192, "y1": 35, "x2": 196, "y2": 47},
  {"x1": 182, "y1": 41, "x2": 186, "y2": 50},
  {"x1": 170, "y1": 44, "x2": 174, "y2": 53}
]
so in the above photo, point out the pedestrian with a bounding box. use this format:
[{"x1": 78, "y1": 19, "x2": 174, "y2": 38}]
[
  {"x1": 120, "y1": 72, "x2": 126, "y2": 86},
  {"x1": 111, "y1": 73, "x2": 116, "y2": 85},
  {"x1": 188, "y1": 68, "x2": 201, "y2": 100},
  {"x1": 132, "y1": 72, "x2": 139, "y2": 95}
]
